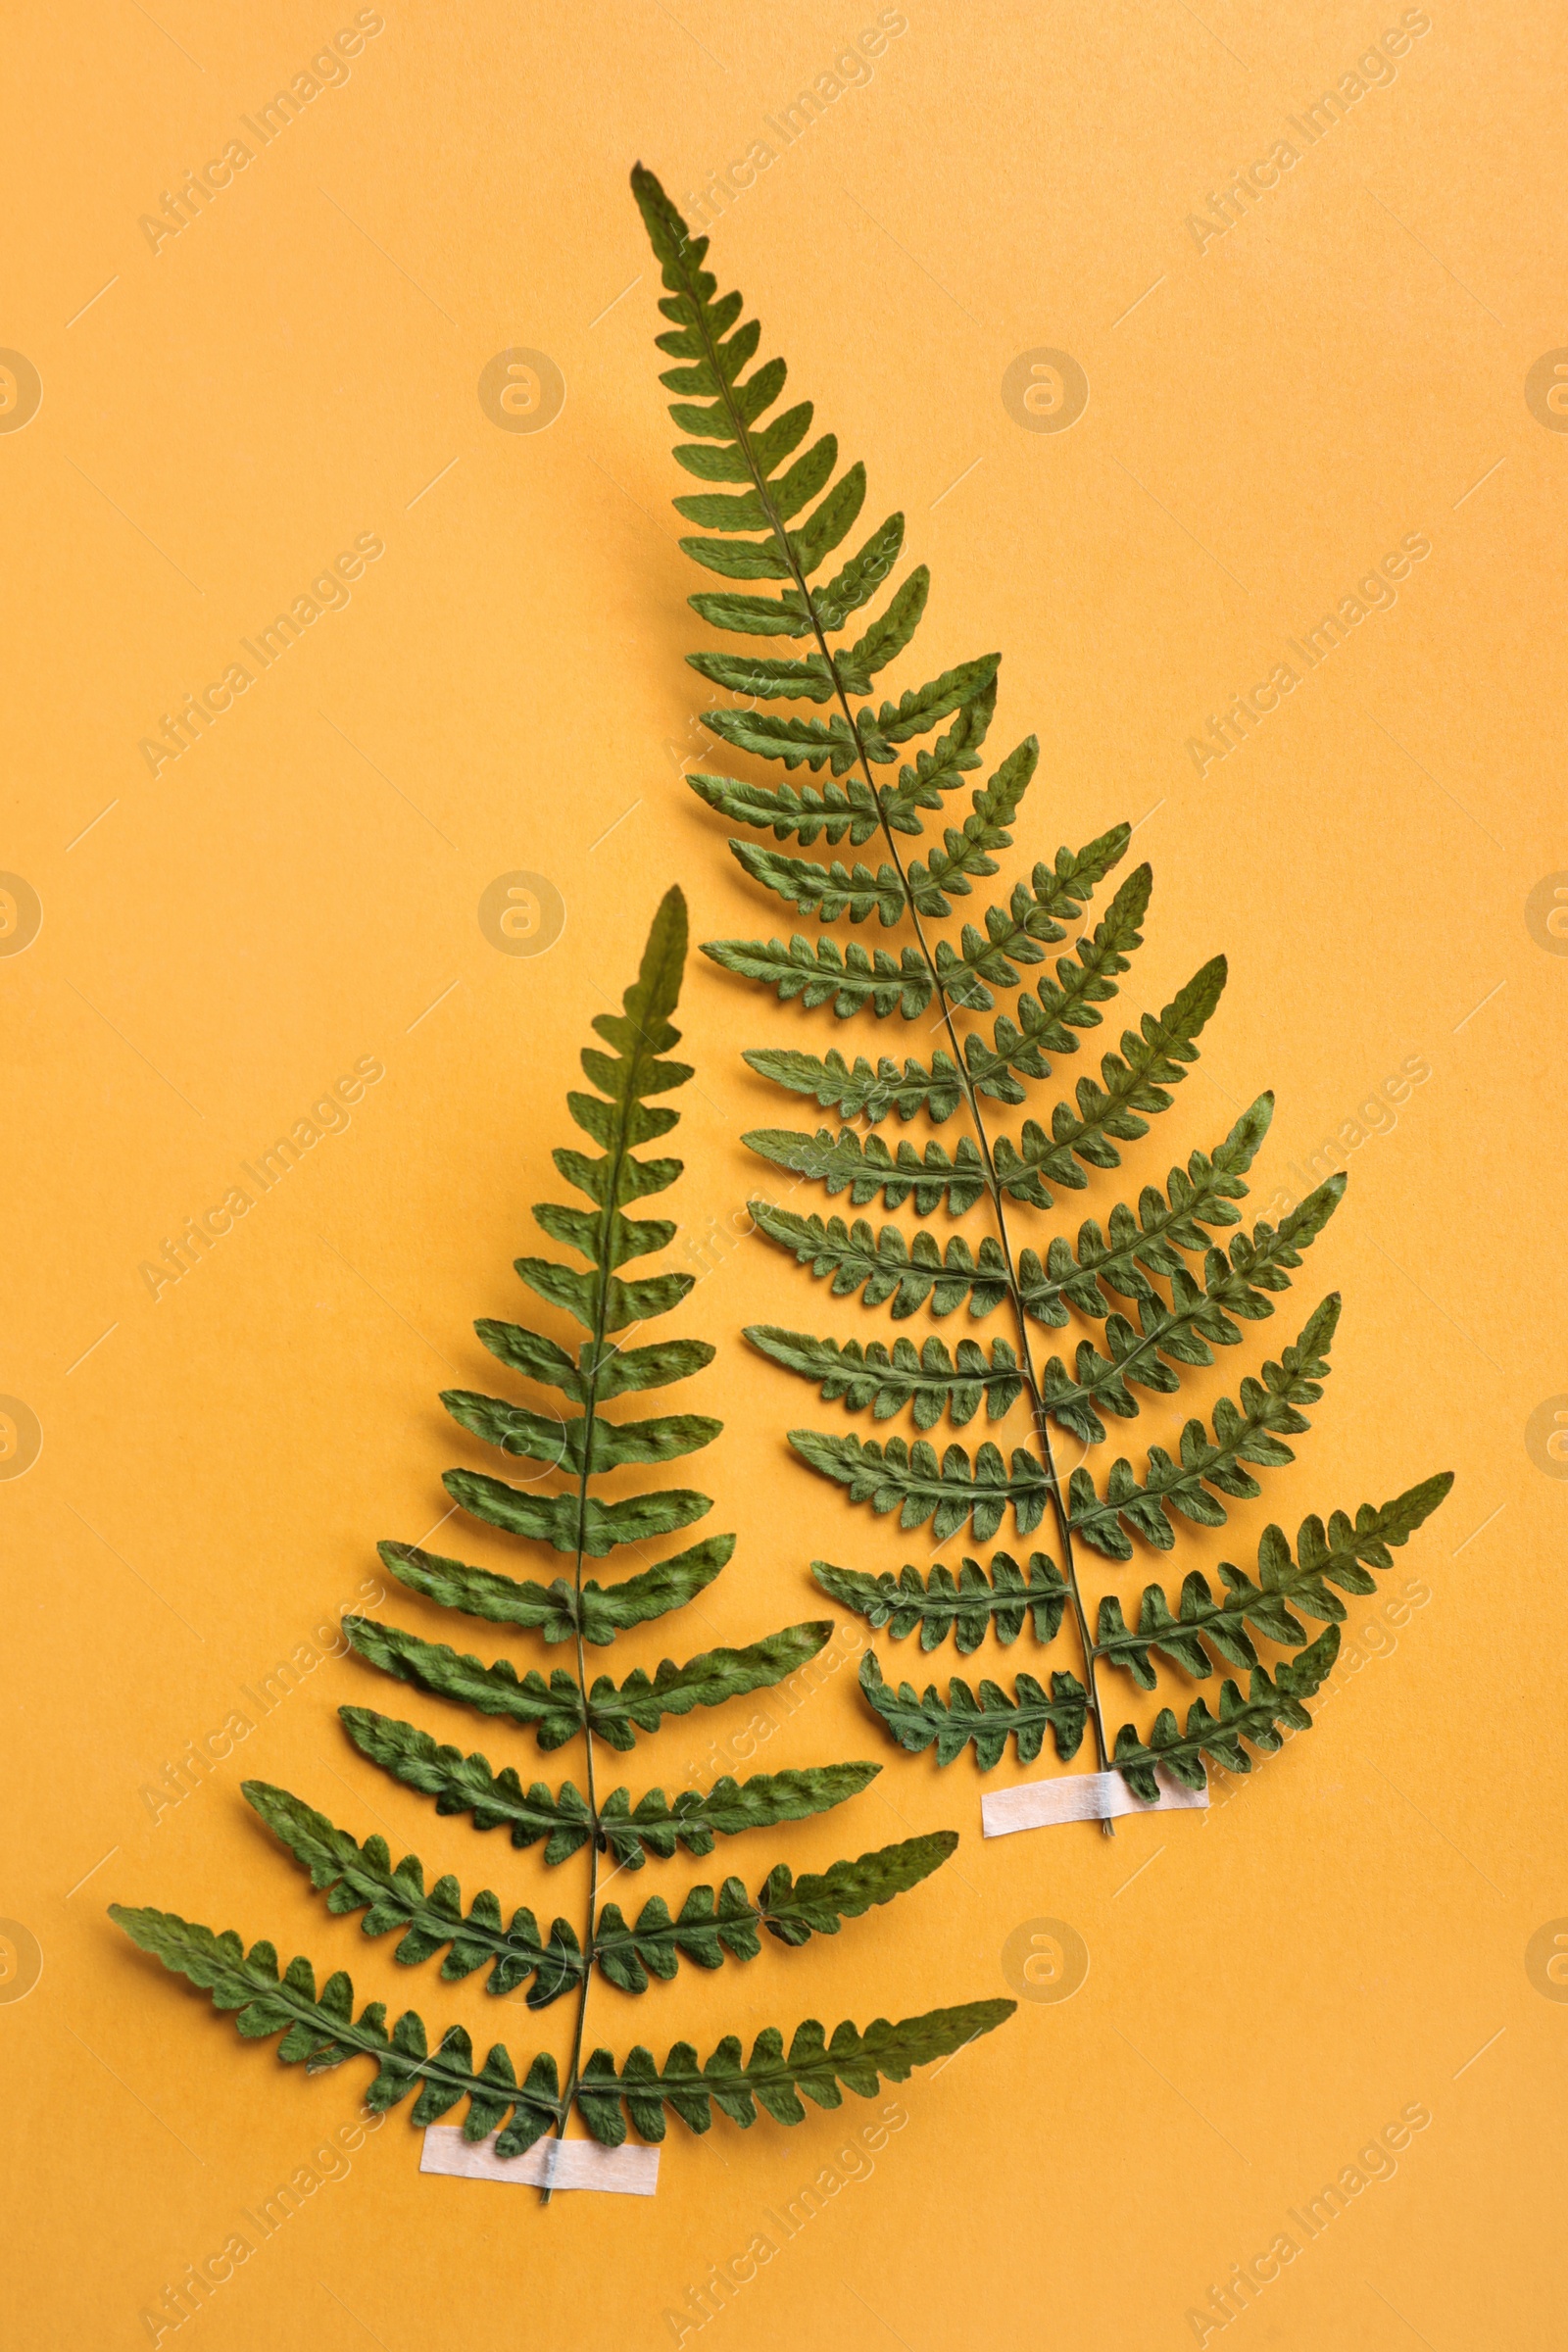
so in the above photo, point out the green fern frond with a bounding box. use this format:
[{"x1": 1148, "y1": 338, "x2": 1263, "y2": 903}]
[
  {"x1": 246, "y1": 1782, "x2": 953, "y2": 2004},
  {"x1": 743, "y1": 1125, "x2": 989, "y2": 1215},
  {"x1": 1065, "y1": 1295, "x2": 1341, "y2": 1558},
  {"x1": 858, "y1": 1652, "x2": 1088, "y2": 1769},
  {"x1": 593, "y1": 1832, "x2": 957, "y2": 1990},
  {"x1": 112, "y1": 1903, "x2": 1012, "y2": 2149},
  {"x1": 342, "y1": 1613, "x2": 832, "y2": 1754},
  {"x1": 812, "y1": 1551, "x2": 1068, "y2": 1654},
  {"x1": 630, "y1": 160, "x2": 1454, "y2": 1811},
  {"x1": 1110, "y1": 1628, "x2": 1341, "y2": 1799},
  {"x1": 788, "y1": 1431, "x2": 1049, "y2": 1544},
  {"x1": 113, "y1": 881, "x2": 1007, "y2": 2173},
  {"x1": 337, "y1": 1707, "x2": 880, "y2": 1870},
  {"x1": 747, "y1": 1327, "x2": 1023, "y2": 1429},
  {"x1": 1095, "y1": 1474, "x2": 1454, "y2": 1686}
]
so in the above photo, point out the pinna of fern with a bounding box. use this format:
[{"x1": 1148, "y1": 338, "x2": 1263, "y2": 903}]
[
  {"x1": 628, "y1": 162, "x2": 1454, "y2": 1816},
  {"x1": 113, "y1": 890, "x2": 1013, "y2": 2169}
]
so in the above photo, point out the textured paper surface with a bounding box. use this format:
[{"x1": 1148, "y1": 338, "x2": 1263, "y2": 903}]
[
  {"x1": 982, "y1": 1767, "x2": 1211, "y2": 1836},
  {"x1": 420, "y1": 2129, "x2": 660, "y2": 2195}
]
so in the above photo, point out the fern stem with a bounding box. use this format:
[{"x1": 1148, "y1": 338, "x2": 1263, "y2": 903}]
[
  {"x1": 546, "y1": 1196, "x2": 630, "y2": 2189},
  {"x1": 680, "y1": 309, "x2": 1116, "y2": 1825},
  {"x1": 550, "y1": 1594, "x2": 600, "y2": 2197}
]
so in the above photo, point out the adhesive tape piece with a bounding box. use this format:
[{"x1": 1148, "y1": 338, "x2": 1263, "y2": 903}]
[
  {"x1": 420, "y1": 2128, "x2": 660, "y2": 2194},
  {"x1": 980, "y1": 1765, "x2": 1209, "y2": 1837}
]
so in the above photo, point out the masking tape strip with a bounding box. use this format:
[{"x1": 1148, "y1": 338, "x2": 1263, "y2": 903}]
[
  {"x1": 981, "y1": 1764, "x2": 1209, "y2": 1837},
  {"x1": 420, "y1": 2128, "x2": 660, "y2": 2194}
]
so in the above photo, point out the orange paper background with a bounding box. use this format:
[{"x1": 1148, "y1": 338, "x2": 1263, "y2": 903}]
[{"x1": 3, "y1": 3, "x2": 1564, "y2": 2346}]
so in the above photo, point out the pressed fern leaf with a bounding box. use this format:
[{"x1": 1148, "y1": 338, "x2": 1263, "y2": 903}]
[
  {"x1": 341, "y1": 1611, "x2": 833, "y2": 1753},
  {"x1": 859, "y1": 1653, "x2": 1089, "y2": 1770},
  {"x1": 1109, "y1": 1628, "x2": 1341, "y2": 1800},
  {"x1": 1095, "y1": 1474, "x2": 1454, "y2": 1687},
  {"x1": 1063, "y1": 1294, "x2": 1342, "y2": 1559},
  {"x1": 337, "y1": 1706, "x2": 880, "y2": 1869},
  {"x1": 247, "y1": 1781, "x2": 953, "y2": 2004},
  {"x1": 812, "y1": 1550, "x2": 1068, "y2": 1654},
  {"x1": 113, "y1": 887, "x2": 1006, "y2": 2180},
  {"x1": 244, "y1": 1781, "x2": 586, "y2": 2006},
  {"x1": 111, "y1": 1906, "x2": 1012, "y2": 2151},
  {"x1": 743, "y1": 1124, "x2": 989, "y2": 1215},
  {"x1": 377, "y1": 1531, "x2": 734, "y2": 1644},
  {"x1": 748, "y1": 1327, "x2": 1024, "y2": 1429},
  {"x1": 630, "y1": 162, "x2": 1454, "y2": 1812},
  {"x1": 592, "y1": 1831, "x2": 957, "y2": 1991}
]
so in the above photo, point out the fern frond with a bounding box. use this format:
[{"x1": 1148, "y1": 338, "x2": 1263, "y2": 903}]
[
  {"x1": 933, "y1": 825, "x2": 1134, "y2": 1010},
  {"x1": 744, "y1": 1124, "x2": 988, "y2": 1214},
  {"x1": 989, "y1": 956, "x2": 1228, "y2": 1203},
  {"x1": 747, "y1": 1327, "x2": 1023, "y2": 1429},
  {"x1": 630, "y1": 158, "x2": 1455, "y2": 1835},
  {"x1": 858, "y1": 1651, "x2": 1088, "y2": 1768},
  {"x1": 1036, "y1": 1185, "x2": 1345, "y2": 1445},
  {"x1": 752, "y1": 1201, "x2": 1010, "y2": 1320},
  {"x1": 704, "y1": 819, "x2": 1132, "y2": 1028},
  {"x1": 343, "y1": 1614, "x2": 831, "y2": 1754},
  {"x1": 706, "y1": 933, "x2": 934, "y2": 1018},
  {"x1": 337, "y1": 1707, "x2": 880, "y2": 1870},
  {"x1": 1095, "y1": 1474, "x2": 1454, "y2": 1687},
  {"x1": 812, "y1": 1550, "x2": 1068, "y2": 1654},
  {"x1": 243, "y1": 1783, "x2": 584, "y2": 2006},
  {"x1": 744, "y1": 1044, "x2": 966, "y2": 1124},
  {"x1": 113, "y1": 1900, "x2": 1012, "y2": 2146},
  {"x1": 1065, "y1": 1295, "x2": 1340, "y2": 1558},
  {"x1": 246, "y1": 1783, "x2": 951, "y2": 2003},
  {"x1": 377, "y1": 1532, "x2": 733, "y2": 1644},
  {"x1": 1023, "y1": 1094, "x2": 1273, "y2": 1323},
  {"x1": 593, "y1": 1832, "x2": 956, "y2": 1990},
  {"x1": 1111, "y1": 1628, "x2": 1340, "y2": 1799},
  {"x1": 788, "y1": 1432, "x2": 1049, "y2": 1543}
]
